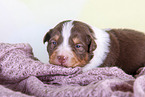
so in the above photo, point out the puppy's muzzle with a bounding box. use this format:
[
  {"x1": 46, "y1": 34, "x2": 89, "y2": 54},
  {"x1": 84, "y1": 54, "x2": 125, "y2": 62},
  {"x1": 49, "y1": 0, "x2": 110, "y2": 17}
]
[{"x1": 57, "y1": 55, "x2": 68, "y2": 66}]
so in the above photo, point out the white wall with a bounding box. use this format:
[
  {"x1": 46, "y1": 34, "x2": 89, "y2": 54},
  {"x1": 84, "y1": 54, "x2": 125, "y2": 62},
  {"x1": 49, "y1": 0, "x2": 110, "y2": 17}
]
[
  {"x1": 79, "y1": 0, "x2": 145, "y2": 32},
  {"x1": 0, "y1": 0, "x2": 87, "y2": 63}
]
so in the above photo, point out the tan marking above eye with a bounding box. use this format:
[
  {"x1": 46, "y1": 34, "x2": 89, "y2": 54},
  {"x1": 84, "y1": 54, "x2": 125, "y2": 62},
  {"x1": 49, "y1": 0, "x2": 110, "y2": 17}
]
[
  {"x1": 72, "y1": 37, "x2": 81, "y2": 44},
  {"x1": 53, "y1": 35, "x2": 60, "y2": 41}
]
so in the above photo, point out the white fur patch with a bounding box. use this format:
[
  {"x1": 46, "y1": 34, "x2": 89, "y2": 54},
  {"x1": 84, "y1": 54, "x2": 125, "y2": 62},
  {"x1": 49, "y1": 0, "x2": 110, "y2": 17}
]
[
  {"x1": 82, "y1": 26, "x2": 110, "y2": 72},
  {"x1": 57, "y1": 21, "x2": 74, "y2": 55}
]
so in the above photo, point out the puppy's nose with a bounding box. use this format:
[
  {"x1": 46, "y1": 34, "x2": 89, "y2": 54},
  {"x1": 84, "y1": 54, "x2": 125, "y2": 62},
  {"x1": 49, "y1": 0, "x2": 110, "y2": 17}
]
[{"x1": 57, "y1": 56, "x2": 68, "y2": 64}]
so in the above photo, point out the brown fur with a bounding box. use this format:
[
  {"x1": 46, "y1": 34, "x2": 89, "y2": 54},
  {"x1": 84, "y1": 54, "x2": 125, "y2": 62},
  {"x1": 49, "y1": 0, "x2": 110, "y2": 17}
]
[
  {"x1": 44, "y1": 20, "x2": 145, "y2": 75},
  {"x1": 102, "y1": 29, "x2": 145, "y2": 75},
  {"x1": 71, "y1": 21, "x2": 97, "y2": 60},
  {"x1": 43, "y1": 20, "x2": 96, "y2": 67}
]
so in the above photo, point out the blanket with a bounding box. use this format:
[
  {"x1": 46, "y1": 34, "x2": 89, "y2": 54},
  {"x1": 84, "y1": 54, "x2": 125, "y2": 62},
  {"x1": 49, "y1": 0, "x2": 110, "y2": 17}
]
[{"x1": 0, "y1": 43, "x2": 145, "y2": 97}]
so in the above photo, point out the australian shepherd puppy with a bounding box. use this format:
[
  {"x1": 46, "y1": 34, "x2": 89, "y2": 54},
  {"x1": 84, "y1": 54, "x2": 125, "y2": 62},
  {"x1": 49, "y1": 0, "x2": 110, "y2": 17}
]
[{"x1": 43, "y1": 20, "x2": 145, "y2": 75}]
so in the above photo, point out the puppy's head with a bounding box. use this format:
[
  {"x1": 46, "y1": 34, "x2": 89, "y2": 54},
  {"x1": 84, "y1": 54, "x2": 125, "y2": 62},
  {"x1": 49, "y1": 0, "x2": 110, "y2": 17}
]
[{"x1": 43, "y1": 20, "x2": 97, "y2": 67}]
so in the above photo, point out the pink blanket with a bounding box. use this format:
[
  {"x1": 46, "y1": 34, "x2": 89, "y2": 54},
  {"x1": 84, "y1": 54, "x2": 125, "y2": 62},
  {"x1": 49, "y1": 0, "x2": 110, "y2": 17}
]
[{"x1": 0, "y1": 43, "x2": 145, "y2": 97}]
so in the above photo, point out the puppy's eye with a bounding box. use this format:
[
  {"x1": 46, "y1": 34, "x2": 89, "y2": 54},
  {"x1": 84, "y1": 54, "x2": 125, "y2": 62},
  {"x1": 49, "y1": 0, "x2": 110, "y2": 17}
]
[
  {"x1": 75, "y1": 44, "x2": 83, "y2": 49},
  {"x1": 50, "y1": 40, "x2": 57, "y2": 45},
  {"x1": 75, "y1": 44, "x2": 85, "y2": 53},
  {"x1": 49, "y1": 40, "x2": 57, "y2": 49},
  {"x1": 75, "y1": 44, "x2": 81, "y2": 48},
  {"x1": 52, "y1": 41, "x2": 57, "y2": 45}
]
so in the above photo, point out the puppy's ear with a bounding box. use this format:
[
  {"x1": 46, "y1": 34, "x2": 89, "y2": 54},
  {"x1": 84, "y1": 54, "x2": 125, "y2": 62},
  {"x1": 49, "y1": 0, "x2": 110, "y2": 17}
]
[
  {"x1": 89, "y1": 39, "x2": 97, "y2": 52},
  {"x1": 43, "y1": 29, "x2": 53, "y2": 44},
  {"x1": 87, "y1": 35, "x2": 97, "y2": 52}
]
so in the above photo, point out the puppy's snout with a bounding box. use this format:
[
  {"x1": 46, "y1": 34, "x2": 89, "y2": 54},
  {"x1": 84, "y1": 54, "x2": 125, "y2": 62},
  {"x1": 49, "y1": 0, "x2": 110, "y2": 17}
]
[{"x1": 57, "y1": 55, "x2": 68, "y2": 64}]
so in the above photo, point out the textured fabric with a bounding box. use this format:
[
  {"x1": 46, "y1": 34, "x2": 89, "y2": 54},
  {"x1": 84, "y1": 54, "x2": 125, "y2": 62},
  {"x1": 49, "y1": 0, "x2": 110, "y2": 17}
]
[{"x1": 0, "y1": 43, "x2": 145, "y2": 97}]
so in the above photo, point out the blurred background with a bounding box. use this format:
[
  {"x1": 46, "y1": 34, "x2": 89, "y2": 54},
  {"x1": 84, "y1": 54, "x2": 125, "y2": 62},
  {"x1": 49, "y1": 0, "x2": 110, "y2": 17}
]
[{"x1": 0, "y1": 0, "x2": 145, "y2": 63}]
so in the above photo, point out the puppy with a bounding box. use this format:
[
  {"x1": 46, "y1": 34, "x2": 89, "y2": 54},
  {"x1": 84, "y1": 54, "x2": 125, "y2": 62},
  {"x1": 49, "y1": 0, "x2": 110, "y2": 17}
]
[{"x1": 43, "y1": 20, "x2": 145, "y2": 75}]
